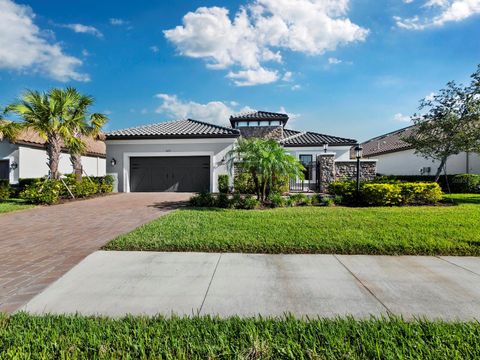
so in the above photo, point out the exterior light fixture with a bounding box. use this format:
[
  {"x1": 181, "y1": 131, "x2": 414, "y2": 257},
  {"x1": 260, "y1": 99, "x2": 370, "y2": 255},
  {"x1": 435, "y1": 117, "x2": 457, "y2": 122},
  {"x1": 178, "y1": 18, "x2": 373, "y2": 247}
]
[
  {"x1": 10, "y1": 161, "x2": 18, "y2": 170},
  {"x1": 110, "y1": 158, "x2": 117, "y2": 166},
  {"x1": 323, "y1": 143, "x2": 328, "y2": 153},
  {"x1": 354, "y1": 145, "x2": 363, "y2": 201}
]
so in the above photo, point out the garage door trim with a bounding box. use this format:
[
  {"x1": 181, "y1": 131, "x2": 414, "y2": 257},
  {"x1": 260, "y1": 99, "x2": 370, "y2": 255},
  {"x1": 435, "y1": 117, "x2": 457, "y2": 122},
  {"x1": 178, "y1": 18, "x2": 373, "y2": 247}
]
[{"x1": 123, "y1": 152, "x2": 213, "y2": 193}]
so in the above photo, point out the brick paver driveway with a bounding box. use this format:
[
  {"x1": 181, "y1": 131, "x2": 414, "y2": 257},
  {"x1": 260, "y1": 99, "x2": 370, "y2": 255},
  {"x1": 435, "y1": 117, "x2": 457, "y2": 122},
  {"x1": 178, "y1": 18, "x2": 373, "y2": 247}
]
[{"x1": 0, "y1": 193, "x2": 191, "y2": 312}]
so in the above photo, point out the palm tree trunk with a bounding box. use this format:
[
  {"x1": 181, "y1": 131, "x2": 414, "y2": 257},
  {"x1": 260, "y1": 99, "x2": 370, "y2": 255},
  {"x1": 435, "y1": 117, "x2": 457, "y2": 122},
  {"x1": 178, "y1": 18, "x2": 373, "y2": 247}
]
[
  {"x1": 70, "y1": 153, "x2": 83, "y2": 182},
  {"x1": 46, "y1": 133, "x2": 62, "y2": 180},
  {"x1": 434, "y1": 157, "x2": 447, "y2": 182}
]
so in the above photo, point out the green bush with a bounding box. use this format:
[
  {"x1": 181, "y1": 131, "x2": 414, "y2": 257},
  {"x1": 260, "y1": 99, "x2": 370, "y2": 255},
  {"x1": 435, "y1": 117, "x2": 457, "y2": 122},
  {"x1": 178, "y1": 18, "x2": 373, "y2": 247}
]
[
  {"x1": 242, "y1": 195, "x2": 260, "y2": 209},
  {"x1": 268, "y1": 193, "x2": 286, "y2": 208},
  {"x1": 328, "y1": 181, "x2": 359, "y2": 204},
  {"x1": 72, "y1": 179, "x2": 99, "y2": 198},
  {"x1": 399, "y1": 182, "x2": 443, "y2": 204},
  {"x1": 234, "y1": 172, "x2": 256, "y2": 194},
  {"x1": 215, "y1": 193, "x2": 231, "y2": 208},
  {"x1": 92, "y1": 175, "x2": 114, "y2": 193},
  {"x1": 451, "y1": 174, "x2": 480, "y2": 193},
  {"x1": 363, "y1": 183, "x2": 403, "y2": 206},
  {"x1": 0, "y1": 180, "x2": 11, "y2": 201},
  {"x1": 218, "y1": 174, "x2": 230, "y2": 194},
  {"x1": 20, "y1": 179, "x2": 62, "y2": 205},
  {"x1": 189, "y1": 192, "x2": 216, "y2": 207},
  {"x1": 288, "y1": 193, "x2": 311, "y2": 206}
]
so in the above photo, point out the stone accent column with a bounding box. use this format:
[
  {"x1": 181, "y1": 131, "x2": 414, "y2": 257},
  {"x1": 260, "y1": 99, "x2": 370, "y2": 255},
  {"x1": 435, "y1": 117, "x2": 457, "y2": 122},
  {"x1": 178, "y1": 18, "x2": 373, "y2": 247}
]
[
  {"x1": 334, "y1": 160, "x2": 377, "y2": 181},
  {"x1": 317, "y1": 153, "x2": 335, "y2": 193}
]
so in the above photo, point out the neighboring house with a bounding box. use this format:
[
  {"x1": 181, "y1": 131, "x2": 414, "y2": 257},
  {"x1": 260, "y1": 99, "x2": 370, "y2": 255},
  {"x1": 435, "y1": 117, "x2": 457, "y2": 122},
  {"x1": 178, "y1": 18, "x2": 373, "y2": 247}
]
[
  {"x1": 0, "y1": 128, "x2": 106, "y2": 184},
  {"x1": 361, "y1": 125, "x2": 480, "y2": 176},
  {"x1": 106, "y1": 111, "x2": 357, "y2": 192}
]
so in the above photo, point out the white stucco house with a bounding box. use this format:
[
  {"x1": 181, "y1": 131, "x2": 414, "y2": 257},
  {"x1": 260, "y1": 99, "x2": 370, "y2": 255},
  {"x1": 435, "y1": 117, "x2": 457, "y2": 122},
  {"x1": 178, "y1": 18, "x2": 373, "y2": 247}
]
[
  {"x1": 106, "y1": 111, "x2": 357, "y2": 193},
  {"x1": 361, "y1": 125, "x2": 480, "y2": 176},
  {"x1": 0, "y1": 128, "x2": 106, "y2": 184}
]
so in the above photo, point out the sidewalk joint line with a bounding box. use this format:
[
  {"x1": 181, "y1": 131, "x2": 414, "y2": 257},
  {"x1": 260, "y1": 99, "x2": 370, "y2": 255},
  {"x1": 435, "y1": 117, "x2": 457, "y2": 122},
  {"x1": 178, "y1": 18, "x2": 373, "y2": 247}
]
[
  {"x1": 199, "y1": 254, "x2": 222, "y2": 314},
  {"x1": 435, "y1": 256, "x2": 480, "y2": 277},
  {"x1": 333, "y1": 255, "x2": 392, "y2": 315}
]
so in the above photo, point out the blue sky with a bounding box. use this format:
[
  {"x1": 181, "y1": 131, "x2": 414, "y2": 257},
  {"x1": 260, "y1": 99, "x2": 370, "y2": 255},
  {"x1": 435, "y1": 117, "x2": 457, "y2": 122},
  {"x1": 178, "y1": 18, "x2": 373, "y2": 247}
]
[{"x1": 0, "y1": 0, "x2": 479, "y2": 142}]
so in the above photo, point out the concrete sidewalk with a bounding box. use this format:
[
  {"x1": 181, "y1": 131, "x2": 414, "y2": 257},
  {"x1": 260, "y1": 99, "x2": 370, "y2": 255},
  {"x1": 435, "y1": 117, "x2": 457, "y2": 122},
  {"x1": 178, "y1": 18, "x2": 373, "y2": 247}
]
[{"x1": 22, "y1": 251, "x2": 480, "y2": 320}]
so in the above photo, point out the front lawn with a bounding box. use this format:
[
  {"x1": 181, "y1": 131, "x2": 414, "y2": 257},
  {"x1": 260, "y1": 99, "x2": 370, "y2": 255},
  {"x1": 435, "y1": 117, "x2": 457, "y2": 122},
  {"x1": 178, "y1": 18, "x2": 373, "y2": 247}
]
[
  {"x1": 1, "y1": 313, "x2": 479, "y2": 359},
  {"x1": 105, "y1": 194, "x2": 480, "y2": 255},
  {"x1": 0, "y1": 199, "x2": 34, "y2": 214}
]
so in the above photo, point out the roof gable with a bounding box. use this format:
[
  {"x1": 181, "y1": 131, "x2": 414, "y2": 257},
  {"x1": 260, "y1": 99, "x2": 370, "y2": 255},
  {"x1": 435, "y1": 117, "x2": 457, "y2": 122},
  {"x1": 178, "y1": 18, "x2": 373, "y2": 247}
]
[
  {"x1": 229, "y1": 111, "x2": 289, "y2": 127},
  {"x1": 361, "y1": 126, "x2": 415, "y2": 157},
  {"x1": 281, "y1": 129, "x2": 357, "y2": 147}
]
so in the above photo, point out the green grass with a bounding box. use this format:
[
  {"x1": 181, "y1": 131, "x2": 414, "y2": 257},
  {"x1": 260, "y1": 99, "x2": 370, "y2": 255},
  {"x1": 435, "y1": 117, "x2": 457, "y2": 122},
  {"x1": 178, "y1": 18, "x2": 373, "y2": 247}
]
[
  {"x1": 1, "y1": 313, "x2": 480, "y2": 359},
  {"x1": 0, "y1": 199, "x2": 34, "y2": 214},
  {"x1": 105, "y1": 194, "x2": 480, "y2": 255}
]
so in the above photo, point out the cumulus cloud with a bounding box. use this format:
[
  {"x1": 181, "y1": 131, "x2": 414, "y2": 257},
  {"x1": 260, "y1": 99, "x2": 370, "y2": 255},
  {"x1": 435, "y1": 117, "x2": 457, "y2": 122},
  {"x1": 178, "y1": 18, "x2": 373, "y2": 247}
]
[
  {"x1": 394, "y1": 113, "x2": 411, "y2": 122},
  {"x1": 395, "y1": 0, "x2": 480, "y2": 30},
  {"x1": 328, "y1": 57, "x2": 342, "y2": 64},
  {"x1": 110, "y1": 18, "x2": 129, "y2": 26},
  {"x1": 0, "y1": 0, "x2": 89, "y2": 81},
  {"x1": 59, "y1": 23, "x2": 103, "y2": 37},
  {"x1": 164, "y1": 0, "x2": 368, "y2": 86}
]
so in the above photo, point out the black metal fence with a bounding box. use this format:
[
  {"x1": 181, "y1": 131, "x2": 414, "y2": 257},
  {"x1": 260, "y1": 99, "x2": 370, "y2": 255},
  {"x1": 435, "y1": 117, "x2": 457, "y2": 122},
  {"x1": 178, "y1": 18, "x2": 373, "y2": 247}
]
[{"x1": 289, "y1": 162, "x2": 317, "y2": 192}]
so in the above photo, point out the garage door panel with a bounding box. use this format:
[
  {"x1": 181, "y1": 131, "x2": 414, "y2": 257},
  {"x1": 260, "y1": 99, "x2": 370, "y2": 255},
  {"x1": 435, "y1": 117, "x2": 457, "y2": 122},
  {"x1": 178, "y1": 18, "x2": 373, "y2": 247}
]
[{"x1": 130, "y1": 156, "x2": 210, "y2": 192}]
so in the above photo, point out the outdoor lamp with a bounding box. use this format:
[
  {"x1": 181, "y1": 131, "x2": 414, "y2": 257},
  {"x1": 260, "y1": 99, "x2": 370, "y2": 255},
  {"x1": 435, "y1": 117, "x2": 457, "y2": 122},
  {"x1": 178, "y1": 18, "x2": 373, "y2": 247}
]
[
  {"x1": 110, "y1": 158, "x2": 117, "y2": 166},
  {"x1": 354, "y1": 145, "x2": 363, "y2": 159},
  {"x1": 354, "y1": 145, "x2": 363, "y2": 201},
  {"x1": 323, "y1": 143, "x2": 328, "y2": 153},
  {"x1": 10, "y1": 161, "x2": 18, "y2": 170}
]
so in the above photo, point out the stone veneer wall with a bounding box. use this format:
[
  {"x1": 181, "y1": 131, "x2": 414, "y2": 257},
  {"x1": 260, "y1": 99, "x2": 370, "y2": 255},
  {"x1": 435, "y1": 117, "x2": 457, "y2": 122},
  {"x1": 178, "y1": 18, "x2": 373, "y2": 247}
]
[
  {"x1": 317, "y1": 154, "x2": 377, "y2": 192},
  {"x1": 239, "y1": 126, "x2": 283, "y2": 140}
]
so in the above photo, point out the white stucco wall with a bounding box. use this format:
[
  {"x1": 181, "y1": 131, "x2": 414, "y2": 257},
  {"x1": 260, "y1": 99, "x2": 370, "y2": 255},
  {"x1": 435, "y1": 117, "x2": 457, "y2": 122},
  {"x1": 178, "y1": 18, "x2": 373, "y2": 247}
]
[
  {"x1": 368, "y1": 149, "x2": 480, "y2": 176},
  {"x1": 106, "y1": 138, "x2": 237, "y2": 192},
  {"x1": 0, "y1": 140, "x2": 19, "y2": 184},
  {"x1": 285, "y1": 146, "x2": 352, "y2": 162}
]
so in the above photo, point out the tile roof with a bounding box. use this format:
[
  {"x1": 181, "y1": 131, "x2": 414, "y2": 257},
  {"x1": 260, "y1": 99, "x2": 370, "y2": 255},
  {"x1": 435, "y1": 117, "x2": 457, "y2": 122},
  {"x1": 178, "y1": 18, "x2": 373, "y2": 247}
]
[
  {"x1": 361, "y1": 126, "x2": 415, "y2": 157},
  {"x1": 106, "y1": 119, "x2": 240, "y2": 139},
  {"x1": 0, "y1": 124, "x2": 105, "y2": 157},
  {"x1": 230, "y1": 111, "x2": 289, "y2": 127},
  {"x1": 281, "y1": 129, "x2": 357, "y2": 147}
]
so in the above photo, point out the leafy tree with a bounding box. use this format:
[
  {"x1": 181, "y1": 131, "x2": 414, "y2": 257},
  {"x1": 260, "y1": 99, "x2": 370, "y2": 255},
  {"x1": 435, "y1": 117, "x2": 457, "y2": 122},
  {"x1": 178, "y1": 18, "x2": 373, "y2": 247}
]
[
  {"x1": 403, "y1": 65, "x2": 480, "y2": 181},
  {"x1": 228, "y1": 138, "x2": 305, "y2": 201},
  {"x1": 1, "y1": 88, "x2": 108, "y2": 180}
]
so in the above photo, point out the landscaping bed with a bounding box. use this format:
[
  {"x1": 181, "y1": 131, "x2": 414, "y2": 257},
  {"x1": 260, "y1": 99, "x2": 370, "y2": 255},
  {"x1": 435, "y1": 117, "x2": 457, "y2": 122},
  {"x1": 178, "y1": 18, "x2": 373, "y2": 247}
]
[
  {"x1": 105, "y1": 194, "x2": 480, "y2": 255},
  {"x1": 1, "y1": 313, "x2": 479, "y2": 359}
]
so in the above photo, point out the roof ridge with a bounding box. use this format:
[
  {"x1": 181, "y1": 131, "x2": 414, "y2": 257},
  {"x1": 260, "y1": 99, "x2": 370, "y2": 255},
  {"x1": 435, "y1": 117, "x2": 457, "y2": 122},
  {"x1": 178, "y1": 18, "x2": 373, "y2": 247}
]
[
  {"x1": 186, "y1": 118, "x2": 240, "y2": 133},
  {"x1": 305, "y1": 130, "x2": 357, "y2": 143},
  {"x1": 108, "y1": 118, "x2": 187, "y2": 133}
]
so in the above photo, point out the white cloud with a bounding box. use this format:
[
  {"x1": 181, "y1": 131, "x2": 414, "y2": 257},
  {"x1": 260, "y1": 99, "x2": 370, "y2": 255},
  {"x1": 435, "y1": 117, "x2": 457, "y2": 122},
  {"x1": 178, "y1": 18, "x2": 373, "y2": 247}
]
[
  {"x1": 328, "y1": 57, "x2": 342, "y2": 64},
  {"x1": 60, "y1": 23, "x2": 103, "y2": 38},
  {"x1": 395, "y1": 0, "x2": 480, "y2": 30},
  {"x1": 0, "y1": 0, "x2": 89, "y2": 81},
  {"x1": 425, "y1": 92, "x2": 436, "y2": 101},
  {"x1": 150, "y1": 45, "x2": 160, "y2": 53},
  {"x1": 404, "y1": 0, "x2": 415, "y2": 3},
  {"x1": 164, "y1": 0, "x2": 368, "y2": 86},
  {"x1": 282, "y1": 71, "x2": 293, "y2": 82},
  {"x1": 155, "y1": 94, "x2": 254, "y2": 125},
  {"x1": 394, "y1": 113, "x2": 411, "y2": 122},
  {"x1": 110, "y1": 18, "x2": 129, "y2": 26},
  {"x1": 291, "y1": 84, "x2": 302, "y2": 91}
]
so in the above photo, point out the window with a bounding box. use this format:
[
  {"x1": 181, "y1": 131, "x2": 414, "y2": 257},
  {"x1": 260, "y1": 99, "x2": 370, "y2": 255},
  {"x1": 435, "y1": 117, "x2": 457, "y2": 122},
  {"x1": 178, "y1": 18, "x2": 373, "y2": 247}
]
[
  {"x1": 236, "y1": 121, "x2": 248, "y2": 127},
  {"x1": 299, "y1": 155, "x2": 313, "y2": 180}
]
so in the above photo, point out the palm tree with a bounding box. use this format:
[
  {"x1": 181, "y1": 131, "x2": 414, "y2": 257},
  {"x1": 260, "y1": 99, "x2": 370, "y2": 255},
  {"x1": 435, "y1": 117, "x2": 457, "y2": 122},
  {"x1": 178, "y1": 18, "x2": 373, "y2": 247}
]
[
  {"x1": 51, "y1": 88, "x2": 108, "y2": 181},
  {"x1": 228, "y1": 138, "x2": 305, "y2": 201}
]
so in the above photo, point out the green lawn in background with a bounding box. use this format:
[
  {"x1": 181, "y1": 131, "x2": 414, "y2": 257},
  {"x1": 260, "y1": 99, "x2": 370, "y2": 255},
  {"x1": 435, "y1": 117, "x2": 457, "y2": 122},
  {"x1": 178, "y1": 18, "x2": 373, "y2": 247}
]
[
  {"x1": 0, "y1": 199, "x2": 34, "y2": 214},
  {"x1": 1, "y1": 313, "x2": 479, "y2": 359},
  {"x1": 104, "y1": 194, "x2": 480, "y2": 256}
]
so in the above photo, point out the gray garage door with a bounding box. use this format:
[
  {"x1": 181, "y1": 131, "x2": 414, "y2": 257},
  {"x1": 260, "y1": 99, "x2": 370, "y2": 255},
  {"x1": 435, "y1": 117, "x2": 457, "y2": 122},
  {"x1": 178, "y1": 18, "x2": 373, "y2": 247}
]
[
  {"x1": 0, "y1": 160, "x2": 9, "y2": 180},
  {"x1": 130, "y1": 156, "x2": 210, "y2": 192}
]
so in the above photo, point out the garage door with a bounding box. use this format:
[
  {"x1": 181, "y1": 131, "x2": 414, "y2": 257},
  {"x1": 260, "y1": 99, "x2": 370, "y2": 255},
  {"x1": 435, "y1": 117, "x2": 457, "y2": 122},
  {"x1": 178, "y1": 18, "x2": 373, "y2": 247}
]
[{"x1": 129, "y1": 156, "x2": 210, "y2": 192}]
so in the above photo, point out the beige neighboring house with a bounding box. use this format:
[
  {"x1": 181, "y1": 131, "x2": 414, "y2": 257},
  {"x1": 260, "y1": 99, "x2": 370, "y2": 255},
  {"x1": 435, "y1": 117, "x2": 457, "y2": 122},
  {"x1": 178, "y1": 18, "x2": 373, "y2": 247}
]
[
  {"x1": 0, "y1": 128, "x2": 106, "y2": 184},
  {"x1": 361, "y1": 125, "x2": 480, "y2": 176}
]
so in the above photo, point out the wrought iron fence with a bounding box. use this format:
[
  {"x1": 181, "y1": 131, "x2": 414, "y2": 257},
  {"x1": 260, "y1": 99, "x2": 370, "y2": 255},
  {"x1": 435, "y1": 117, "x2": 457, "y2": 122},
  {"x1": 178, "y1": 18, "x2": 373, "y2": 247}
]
[{"x1": 289, "y1": 162, "x2": 317, "y2": 192}]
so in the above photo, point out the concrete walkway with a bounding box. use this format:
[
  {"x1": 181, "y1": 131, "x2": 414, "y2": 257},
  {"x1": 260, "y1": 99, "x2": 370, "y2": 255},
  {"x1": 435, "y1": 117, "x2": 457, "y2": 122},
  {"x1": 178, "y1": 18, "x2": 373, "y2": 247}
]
[
  {"x1": 23, "y1": 251, "x2": 480, "y2": 320},
  {"x1": 0, "y1": 193, "x2": 191, "y2": 312}
]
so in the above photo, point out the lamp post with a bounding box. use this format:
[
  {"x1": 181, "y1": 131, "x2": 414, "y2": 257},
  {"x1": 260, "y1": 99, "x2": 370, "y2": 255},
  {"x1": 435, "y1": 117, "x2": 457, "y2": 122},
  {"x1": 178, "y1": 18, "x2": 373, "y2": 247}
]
[
  {"x1": 354, "y1": 145, "x2": 363, "y2": 201},
  {"x1": 323, "y1": 143, "x2": 328, "y2": 153}
]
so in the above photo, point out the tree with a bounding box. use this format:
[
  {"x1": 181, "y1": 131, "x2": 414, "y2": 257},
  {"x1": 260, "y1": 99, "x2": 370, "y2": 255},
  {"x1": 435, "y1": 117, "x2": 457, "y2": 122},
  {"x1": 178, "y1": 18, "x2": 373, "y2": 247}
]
[
  {"x1": 403, "y1": 65, "x2": 480, "y2": 181},
  {"x1": 227, "y1": 138, "x2": 305, "y2": 201}
]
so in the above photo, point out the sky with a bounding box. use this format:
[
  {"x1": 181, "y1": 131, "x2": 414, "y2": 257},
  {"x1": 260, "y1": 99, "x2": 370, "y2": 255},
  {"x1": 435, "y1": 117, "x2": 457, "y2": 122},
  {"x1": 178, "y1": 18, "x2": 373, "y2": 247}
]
[{"x1": 0, "y1": 0, "x2": 479, "y2": 142}]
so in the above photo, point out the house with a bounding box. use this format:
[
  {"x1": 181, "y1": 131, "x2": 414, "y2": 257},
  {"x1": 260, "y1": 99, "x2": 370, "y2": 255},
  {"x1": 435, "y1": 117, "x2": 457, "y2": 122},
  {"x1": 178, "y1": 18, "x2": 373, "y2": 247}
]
[
  {"x1": 361, "y1": 125, "x2": 480, "y2": 176},
  {"x1": 0, "y1": 128, "x2": 106, "y2": 184},
  {"x1": 105, "y1": 111, "x2": 358, "y2": 193}
]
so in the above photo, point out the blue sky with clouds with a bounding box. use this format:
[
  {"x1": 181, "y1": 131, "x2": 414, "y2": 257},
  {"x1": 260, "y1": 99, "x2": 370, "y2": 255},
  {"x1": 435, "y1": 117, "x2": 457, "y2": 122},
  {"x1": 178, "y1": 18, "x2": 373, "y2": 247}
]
[{"x1": 0, "y1": 0, "x2": 479, "y2": 141}]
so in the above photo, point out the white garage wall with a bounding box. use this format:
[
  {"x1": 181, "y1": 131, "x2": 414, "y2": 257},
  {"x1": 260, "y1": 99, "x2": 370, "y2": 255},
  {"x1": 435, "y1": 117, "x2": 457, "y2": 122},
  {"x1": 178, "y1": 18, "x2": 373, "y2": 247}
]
[
  {"x1": 0, "y1": 140, "x2": 19, "y2": 184},
  {"x1": 106, "y1": 138, "x2": 237, "y2": 192},
  {"x1": 370, "y1": 149, "x2": 480, "y2": 176},
  {"x1": 18, "y1": 146, "x2": 106, "y2": 180}
]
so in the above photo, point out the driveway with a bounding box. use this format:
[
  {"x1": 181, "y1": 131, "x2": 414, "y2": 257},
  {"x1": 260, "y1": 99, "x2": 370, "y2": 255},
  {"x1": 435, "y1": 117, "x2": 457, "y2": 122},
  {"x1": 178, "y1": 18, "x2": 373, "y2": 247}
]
[
  {"x1": 22, "y1": 251, "x2": 480, "y2": 320},
  {"x1": 0, "y1": 193, "x2": 191, "y2": 312}
]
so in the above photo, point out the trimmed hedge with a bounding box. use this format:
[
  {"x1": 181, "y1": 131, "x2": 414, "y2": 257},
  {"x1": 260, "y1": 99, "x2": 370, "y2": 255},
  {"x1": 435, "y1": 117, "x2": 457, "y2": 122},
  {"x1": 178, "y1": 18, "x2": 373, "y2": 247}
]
[
  {"x1": 218, "y1": 174, "x2": 229, "y2": 194},
  {"x1": 451, "y1": 174, "x2": 480, "y2": 193},
  {"x1": 329, "y1": 181, "x2": 443, "y2": 206},
  {"x1": 0, "y1": 180, "x2": 12, "y2": 201},
  {"x1": 375, "y1": 174, "x2": 480, "y2": 193}
]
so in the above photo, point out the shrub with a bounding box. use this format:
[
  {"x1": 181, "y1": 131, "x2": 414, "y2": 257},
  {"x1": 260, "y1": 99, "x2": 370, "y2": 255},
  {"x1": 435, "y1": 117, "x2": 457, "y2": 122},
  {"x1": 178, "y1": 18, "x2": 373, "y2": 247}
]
[
  {"x1": 234, "y1": 172, "x2": 256, "y2": 194},
  {"x1": 72, "y1": 179, "x2": 99, "y2": 198},
  {"x1": 189, "y1": 192, "x2": 216, "y2": 207},
  {"x1": 0, "y1": 180, "x2": 11, "y2": 201},
  {"x1": 288, "y1": 193, "x2": 311, "y2": 206},
  {"x1": 20, "y1": 179, "x2": 62, "y2": 205},
  {"x1": 242, "y1": 195, "x2": 260, "y2": 210},
  {"x1": 215, "y1": 193, "x2": 231, "y2": 208},
  {"x1": 328, "y1": 181, "x2": 359, "y2": 204},
  {"x1": 362, "y1": 183, "x2": 403, "y2": 206},
  {"x1": 92, "y1": 175, "x2": 114, "y2": 193},
  {"x1": 271, "y1": 175, "x2": 290, "y2": 194},
  {"x1": 218, "y1": 175, "x2": 230, "y2": 194},
  {"x1": 399, "y1": 182, "x2": 443, "y2": 204},
  {"x1": 268, "y1": 193, "x2": 285, "y2": 208},
  {"x1": 451, "y1": 174, "x2": 480, "y2": 193},
  {"x1": 230, "y1": 192, "x2": 244, "y2": 209}
]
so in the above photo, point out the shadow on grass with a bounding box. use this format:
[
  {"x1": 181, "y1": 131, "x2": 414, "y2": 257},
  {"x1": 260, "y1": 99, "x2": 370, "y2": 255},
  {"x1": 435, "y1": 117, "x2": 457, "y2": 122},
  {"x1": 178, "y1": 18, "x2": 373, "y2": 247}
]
[
  {"x1": 445, "y1": 194, "x2": 480, "y2": 205},
  {"x1": 147, "y1": 201, "x2": 190, "y2": 211}
]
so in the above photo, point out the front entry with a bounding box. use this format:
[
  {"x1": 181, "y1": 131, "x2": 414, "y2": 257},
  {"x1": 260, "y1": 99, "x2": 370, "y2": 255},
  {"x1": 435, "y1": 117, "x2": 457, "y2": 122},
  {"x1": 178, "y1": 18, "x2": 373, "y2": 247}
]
[{"x1": 129, "y1": 156, "x2": 210, "y2": 192}]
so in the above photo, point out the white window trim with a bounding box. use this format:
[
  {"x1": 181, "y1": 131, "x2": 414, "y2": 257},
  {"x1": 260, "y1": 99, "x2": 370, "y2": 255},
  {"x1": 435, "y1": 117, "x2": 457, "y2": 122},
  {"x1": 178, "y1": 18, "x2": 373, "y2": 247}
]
[{"x1": 122, "y1": 151, "x2": 214, "y2": 193}]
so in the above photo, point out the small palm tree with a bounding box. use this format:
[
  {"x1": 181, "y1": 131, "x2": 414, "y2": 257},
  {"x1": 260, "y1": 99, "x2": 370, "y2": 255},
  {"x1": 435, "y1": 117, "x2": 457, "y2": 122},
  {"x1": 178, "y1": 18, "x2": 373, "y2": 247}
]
[{"x1": 228, "y1": 138, "x2": 305, "y2": 201}]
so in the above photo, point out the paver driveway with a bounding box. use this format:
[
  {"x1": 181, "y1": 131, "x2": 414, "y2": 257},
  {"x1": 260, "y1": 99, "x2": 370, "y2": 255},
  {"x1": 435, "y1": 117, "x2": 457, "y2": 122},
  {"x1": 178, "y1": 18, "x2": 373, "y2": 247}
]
[{"x1": 0, "y1": 193, "x2": 191, "y2": 312}]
